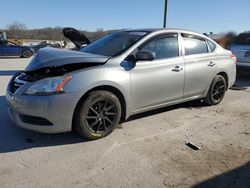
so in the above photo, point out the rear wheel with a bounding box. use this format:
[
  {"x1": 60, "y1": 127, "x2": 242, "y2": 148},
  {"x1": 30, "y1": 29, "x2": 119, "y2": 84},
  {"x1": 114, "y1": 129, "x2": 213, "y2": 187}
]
[
  {"x1": 204, "y1": 75, "x2": 227, "y2": 105},
  {"x1": 75, "y1": 90, "x2": 121, "y2": 140},
  {"x1": 22, "y1": 49, "x2": 32, "y2": 58}
]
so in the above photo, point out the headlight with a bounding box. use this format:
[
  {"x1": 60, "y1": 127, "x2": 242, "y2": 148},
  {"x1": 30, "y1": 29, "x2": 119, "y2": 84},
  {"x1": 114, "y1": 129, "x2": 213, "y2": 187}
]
[{"x1": 24, "y1": 76, "x2": 72, "y2": 95}]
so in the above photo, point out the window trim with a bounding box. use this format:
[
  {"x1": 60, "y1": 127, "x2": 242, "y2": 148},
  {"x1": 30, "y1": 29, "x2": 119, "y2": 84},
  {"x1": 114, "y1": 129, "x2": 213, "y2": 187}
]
[{"x1": 206, "y1": 39, "x2": 217, "y2": 53}]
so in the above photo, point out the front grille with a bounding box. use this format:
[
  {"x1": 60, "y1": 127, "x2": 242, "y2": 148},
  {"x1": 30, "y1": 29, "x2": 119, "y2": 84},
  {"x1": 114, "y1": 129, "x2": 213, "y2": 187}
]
[
  {"x1": 9, "y1": 73, "x2": 28, "y2": 94},
  {"x1": 19, "y1": 114, "x2": 53, "y2": 126}
]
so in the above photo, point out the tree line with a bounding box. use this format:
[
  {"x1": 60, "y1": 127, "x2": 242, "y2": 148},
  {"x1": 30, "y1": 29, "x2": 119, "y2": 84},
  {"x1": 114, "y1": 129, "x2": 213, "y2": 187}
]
[{"x1": 1, "y1": 21, "x2": 117, "y2": 42}]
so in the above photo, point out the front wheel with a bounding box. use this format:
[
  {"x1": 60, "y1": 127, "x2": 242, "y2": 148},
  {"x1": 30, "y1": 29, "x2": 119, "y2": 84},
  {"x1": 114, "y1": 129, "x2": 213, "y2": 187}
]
[
  {"x1": 75, "y1": 90, "x2": 122, "y2": 140},
  {"x1": 204, "y1": 75, "x2": 227, "y2": 105}
]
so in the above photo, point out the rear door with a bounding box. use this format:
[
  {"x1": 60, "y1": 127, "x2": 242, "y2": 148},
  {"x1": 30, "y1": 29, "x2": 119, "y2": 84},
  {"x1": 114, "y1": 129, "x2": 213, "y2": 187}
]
[
  {"x1": 130, "y1": 33, "x2": 185, "y2": 111},
  {"x1": 182, "y1": 33, "x2": 217, "y2": 97}
]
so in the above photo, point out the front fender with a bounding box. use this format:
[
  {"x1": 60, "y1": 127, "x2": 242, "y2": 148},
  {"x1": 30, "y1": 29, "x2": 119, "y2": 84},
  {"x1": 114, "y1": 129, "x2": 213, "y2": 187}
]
[{"x1": 64, "y1": 66, "x2": 131, "y2": 119}]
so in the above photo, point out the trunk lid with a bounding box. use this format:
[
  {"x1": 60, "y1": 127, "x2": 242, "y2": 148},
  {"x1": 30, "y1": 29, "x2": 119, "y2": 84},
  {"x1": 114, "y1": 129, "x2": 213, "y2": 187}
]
[{"x1": 231, "y1": 44, "x2": 250, "y2": 63}]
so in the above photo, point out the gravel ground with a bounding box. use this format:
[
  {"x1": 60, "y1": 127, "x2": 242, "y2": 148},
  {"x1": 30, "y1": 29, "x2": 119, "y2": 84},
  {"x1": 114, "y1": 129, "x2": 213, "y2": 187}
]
[{"x1": 0, "y1": 56, "x2": 249, "y2": 188}]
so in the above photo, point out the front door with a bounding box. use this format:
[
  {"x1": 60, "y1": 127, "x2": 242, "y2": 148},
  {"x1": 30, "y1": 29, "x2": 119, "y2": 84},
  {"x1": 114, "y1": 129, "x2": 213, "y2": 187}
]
[
  {"x1": 130, "y1": 34, "x2": 185, "y2": 111},
  {"x1": 3, "y1": 43, "x2": 21, "y2": 56}
]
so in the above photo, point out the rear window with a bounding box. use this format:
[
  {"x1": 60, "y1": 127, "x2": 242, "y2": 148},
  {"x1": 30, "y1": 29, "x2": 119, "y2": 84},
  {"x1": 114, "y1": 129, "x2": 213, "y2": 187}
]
[
  {"x1": 235, "y1": 33, "x2": 250, "y2": 45},
  {"x1": 182, "y1": 34, "x2": 208, "y2": 55}
]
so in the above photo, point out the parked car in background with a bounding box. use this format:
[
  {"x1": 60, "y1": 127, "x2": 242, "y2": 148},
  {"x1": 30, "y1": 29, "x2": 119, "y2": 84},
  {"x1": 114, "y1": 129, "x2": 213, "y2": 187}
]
[
  {"x1": 230, "y1": 31, "x2": 250, "y2": 71},
  {"x1": 8, "y1": 39, "x2": 24, "y2": 46},
  {"x1": 0, "y1": 40, "x2": 34, "y2": 58},
  {"x1": 6, "y1": 29, "x2": 236, "y2": 140},
  {"x1": 31, "y1": 40, "x2": 61, "y2": 52}
]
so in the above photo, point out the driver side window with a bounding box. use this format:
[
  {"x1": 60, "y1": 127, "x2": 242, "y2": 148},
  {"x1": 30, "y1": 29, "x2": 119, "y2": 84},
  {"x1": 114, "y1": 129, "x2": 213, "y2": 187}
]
[{"x1": 140, "y1": 34, "x2": 179, "y2": 59}]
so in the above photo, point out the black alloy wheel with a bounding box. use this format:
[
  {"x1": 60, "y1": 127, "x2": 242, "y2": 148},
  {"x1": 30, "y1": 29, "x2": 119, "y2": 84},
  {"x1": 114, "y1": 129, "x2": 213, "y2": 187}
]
[
  {"x1": 75, "y1": 90, "x2": 121, "y2": 140},
  {"x1": 212, "y1": 79, "x2": 226, "y2": 103},
  {"x1": 86, "y1": 99, "x2": 117, "y2": 134},
  {"x1": 204, "y1": 75, "x2": 227, "y2": 105}
]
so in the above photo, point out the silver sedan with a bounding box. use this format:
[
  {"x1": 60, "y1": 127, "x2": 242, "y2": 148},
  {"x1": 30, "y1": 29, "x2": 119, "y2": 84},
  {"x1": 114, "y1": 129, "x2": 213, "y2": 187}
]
[{"x1": 6, "y1": 28, "x2": 236, "y2": 139}]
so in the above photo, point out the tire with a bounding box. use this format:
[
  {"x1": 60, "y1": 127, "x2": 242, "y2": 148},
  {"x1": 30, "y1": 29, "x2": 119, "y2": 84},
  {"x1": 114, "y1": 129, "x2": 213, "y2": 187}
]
[
  {"x1": 204, "y1": 75, "x2": 227, "y2": 105},
  {"x1": 22, "y1": 49, "x2": 32, "y2": 58},
  {"x1": 75, "y1": 90, "x2": 122, "y2": 140}
]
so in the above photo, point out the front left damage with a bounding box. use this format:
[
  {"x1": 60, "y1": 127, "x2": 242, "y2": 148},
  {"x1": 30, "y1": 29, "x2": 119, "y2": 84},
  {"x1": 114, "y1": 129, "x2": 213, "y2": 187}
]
[{"x1": 8, "y1": 47, "x2": 110, "y2": 95}]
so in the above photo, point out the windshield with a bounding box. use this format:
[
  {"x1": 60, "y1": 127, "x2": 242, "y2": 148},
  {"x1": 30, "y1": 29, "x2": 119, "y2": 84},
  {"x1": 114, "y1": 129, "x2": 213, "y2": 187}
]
[
  {"x1": 81, "y1": 31, "x2": 149, "y2": 56},
  {"x1": 235, "y1": 33, "x2": 250, "y2": 45}
]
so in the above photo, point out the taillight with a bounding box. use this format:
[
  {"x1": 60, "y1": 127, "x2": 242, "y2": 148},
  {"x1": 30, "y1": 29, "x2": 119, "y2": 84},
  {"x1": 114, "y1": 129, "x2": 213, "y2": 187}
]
[{"x1": 231, "y1": 54, "x2": 237, "y2": 64}]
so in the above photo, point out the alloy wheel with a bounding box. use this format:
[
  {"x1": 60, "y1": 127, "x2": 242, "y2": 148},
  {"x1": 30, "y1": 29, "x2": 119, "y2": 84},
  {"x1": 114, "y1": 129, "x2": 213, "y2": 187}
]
[
  {"x1": 212, "y1": 79, "x2": 226, "y2": 103},
  {"x1": 23, "y1": 50, "x2": 31, "y2": 58},
  {"x1": 86, "y1": 99, "x2": 117, "y2": 133}
]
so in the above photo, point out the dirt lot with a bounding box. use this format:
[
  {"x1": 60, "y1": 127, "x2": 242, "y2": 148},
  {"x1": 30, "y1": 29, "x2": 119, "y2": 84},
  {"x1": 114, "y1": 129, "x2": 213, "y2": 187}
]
[{"x1": 0, "y1": 57, "x2": 249, "y2": 188}]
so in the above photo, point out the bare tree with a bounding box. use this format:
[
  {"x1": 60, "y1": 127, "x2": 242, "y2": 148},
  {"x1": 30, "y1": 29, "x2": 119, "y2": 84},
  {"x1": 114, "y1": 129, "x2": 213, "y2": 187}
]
[
  {"x1": 6, "y1": 21, "x2": 27, "y2": 38},
  {"x1": 5, "y1": 21, "x2": 119, "y2": 41}
]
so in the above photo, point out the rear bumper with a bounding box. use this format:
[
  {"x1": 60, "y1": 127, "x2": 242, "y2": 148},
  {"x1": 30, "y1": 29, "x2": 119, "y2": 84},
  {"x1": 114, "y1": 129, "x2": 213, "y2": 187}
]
[{"x1": 236, "y1": 61, "x2": 250, "y2": 71}]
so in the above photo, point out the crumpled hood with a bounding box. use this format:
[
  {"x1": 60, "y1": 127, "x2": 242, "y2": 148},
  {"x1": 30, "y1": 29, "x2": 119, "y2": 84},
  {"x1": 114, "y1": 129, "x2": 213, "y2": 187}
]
[{"x1": 26, "y1": 47, "x2": 110, "y2": 71}]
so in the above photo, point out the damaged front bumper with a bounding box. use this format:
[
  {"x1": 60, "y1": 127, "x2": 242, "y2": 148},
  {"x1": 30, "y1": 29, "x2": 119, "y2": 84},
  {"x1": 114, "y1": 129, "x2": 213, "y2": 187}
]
[{"x1": 6, "y1": 74, "x2": 81, "y2": 134}]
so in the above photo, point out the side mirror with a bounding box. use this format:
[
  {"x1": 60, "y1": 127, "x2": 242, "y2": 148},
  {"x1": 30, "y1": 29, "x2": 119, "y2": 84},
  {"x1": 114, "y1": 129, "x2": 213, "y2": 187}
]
[{"x1": 135, "y1": 50, "x2": 155, "y2": 61}]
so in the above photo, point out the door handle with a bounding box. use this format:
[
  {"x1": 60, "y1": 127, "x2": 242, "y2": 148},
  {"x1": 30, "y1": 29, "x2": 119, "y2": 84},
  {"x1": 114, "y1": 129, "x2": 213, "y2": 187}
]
[
  {"x1": 171, "y1": 66, "x2": 183, "y2": 72},
  {"x1": 208, "y1": 62, "x2": 216, "y2": 67}
]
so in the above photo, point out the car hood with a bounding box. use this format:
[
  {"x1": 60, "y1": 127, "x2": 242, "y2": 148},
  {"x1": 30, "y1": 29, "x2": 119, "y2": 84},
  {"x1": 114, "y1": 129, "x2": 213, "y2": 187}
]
[
  {"x1": 63, "y1": 27, "x2": 91, "y2": 49},
  {"x1": 25, "y1": 47, "x2": 110, "y2": 71}
]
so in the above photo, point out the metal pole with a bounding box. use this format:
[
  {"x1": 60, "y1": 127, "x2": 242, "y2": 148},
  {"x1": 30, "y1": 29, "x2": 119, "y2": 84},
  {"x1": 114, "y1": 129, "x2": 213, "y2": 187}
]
[{"x1": 163, "y1": 0, "x2": 168, "y2": 28}]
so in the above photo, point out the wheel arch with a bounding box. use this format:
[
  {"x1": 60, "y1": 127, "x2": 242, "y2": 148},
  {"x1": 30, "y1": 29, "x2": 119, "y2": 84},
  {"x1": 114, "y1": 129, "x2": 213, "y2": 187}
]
[
  {"x1": 72, "y1": 85, "x2": 127, "y2": 129},
  {"x1": 203, "y1": 71, "x2": 229, "y2": 97},
  {"x1": 216, "y1": 71, "x2": 229, "y2": 89}
]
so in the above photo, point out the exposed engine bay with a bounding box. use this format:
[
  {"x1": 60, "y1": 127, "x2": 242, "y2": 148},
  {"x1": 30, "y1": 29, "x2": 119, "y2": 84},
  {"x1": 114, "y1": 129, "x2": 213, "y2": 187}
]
[
  {"x1": 8, "y1": 46, "x2": 110, "y2": 94},
  {"x1": 8, "y1": 63, "x2": 104, "y2": 94},
  {"x1": 18, "y1": 63, "x2": 104, "y2": 82}
]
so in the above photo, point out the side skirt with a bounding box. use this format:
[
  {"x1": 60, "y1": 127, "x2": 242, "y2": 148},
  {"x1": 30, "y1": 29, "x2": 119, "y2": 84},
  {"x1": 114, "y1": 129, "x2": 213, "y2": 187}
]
[{"x1": 128, "y1": 95, "x2": 203, "y2": 118}]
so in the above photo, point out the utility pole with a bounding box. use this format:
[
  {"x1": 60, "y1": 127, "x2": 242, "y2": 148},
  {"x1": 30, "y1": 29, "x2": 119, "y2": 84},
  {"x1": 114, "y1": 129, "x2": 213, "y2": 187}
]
[{"x1": 163, "y1": 0, "x2": 168, "y2": 28}]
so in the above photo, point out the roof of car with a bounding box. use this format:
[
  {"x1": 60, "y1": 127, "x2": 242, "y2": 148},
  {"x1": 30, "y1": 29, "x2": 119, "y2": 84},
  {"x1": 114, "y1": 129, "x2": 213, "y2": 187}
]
[
  {"x1": 123, "y1": 28, "x2": 216, "y2": 42},
  {"x1": 124, "y1": 28, "x2": 201, "y2": 34}
]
